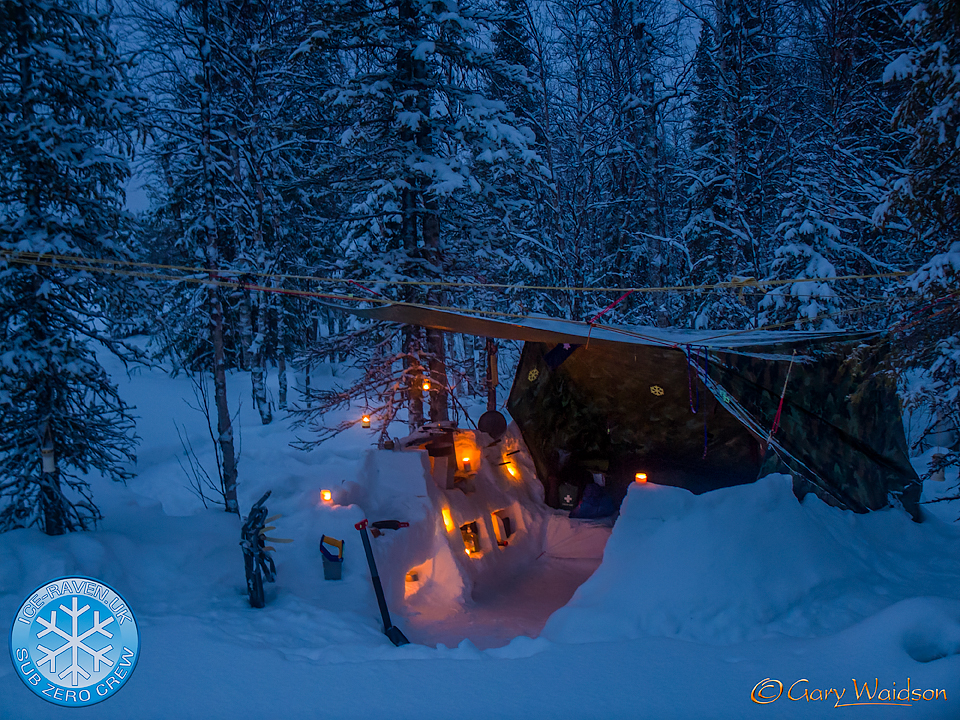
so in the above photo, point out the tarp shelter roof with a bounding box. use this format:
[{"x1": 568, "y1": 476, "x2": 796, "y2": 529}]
[
  {"x1": 329, "y1": 302, "x2": 880, "y2": 352},
  {"x1": 326, "y1": 303, "x2": 921, "y2": 519}
]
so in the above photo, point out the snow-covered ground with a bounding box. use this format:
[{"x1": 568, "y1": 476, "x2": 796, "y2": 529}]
[{"x1": 2, "y1": 354, "x2": 960, "y2": 719}]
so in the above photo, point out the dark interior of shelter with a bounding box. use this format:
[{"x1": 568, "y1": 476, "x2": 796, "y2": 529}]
[{"x1": 509, "y1": 341, "x2": 767, "y2": 513}]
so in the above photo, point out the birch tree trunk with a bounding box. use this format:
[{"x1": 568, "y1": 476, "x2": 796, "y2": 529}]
[
  {"x1": 277, "y1": 307, "x2": 288, "y2": 410},
  {"x1": 423, "y1": 197, "x2": 449, "y2": 422},
  {"x1": 236, "y1": 286, "x2": 253, "y2": 372},
  {"x1": 403, "y1": 325, "x2": 424, "y2": 430},
  {"x1": 201, "y1": 0, "x2": 238, "y2": 515},
  {"x1": 19, "y1": 30, "x2": 65, "y2": 535},
  {"x1": 252, "y1": 291, "x2": 272, "y2": 424}
]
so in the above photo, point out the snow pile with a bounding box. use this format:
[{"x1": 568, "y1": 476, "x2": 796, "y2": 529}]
[{"x1": 545, "y1": 474, "x2": 960, "y2": 646}]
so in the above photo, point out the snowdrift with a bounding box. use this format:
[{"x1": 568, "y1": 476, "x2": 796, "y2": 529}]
[{"x1": 545, "y1": 473, "x2": 960, "y2": 648}]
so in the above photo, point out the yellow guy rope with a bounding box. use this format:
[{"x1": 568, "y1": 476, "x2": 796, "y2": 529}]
[
  {"x1": 0, "y1": 249, "x2": 912, "y2": 294},
  {"x1": 0, "y1": 249, "x2": 921, "y2": 342}
]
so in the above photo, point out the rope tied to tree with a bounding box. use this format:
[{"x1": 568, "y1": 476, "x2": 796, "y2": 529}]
[
  {"x1": 728, "y1": 276, "x2": 761, "y2": 304},
  {"x1": 2, "y1": 249, "x2": 942, "y2": 347},
  {"x1": 0, "y1": 249, "x2": 914, "y2": 295}
]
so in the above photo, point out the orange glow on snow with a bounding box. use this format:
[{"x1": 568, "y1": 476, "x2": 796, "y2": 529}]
[{"x1": 441, "y1": 507, "x2": 454, "y2": 533}]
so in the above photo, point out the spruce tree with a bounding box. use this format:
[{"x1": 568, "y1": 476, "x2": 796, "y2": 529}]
[
  {"x1": 294, "y1": 0, "x2": 545, "y2": 433},
  {"x1": 136, "y1": 0, "x2": 246, "y2": 512},
  {"x1": 881, "y1": 0, "x2": 960, "y2": 479},
  {"x1": 0, "y1": 0, "x2": 140, "y2": 534},
  {"x1": 683, "y1": 0, "x2": 786, "y2": 328},
  {"x1": 879, "y1": 0, "x2": 959, "y2": 237}
]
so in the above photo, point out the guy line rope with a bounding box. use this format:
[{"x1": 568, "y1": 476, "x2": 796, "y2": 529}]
[{"x1": 1, "y1": 248, "x2": 946, "y2": 344}]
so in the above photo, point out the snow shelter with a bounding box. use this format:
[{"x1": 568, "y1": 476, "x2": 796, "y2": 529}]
[{"x1": 332, "y1": 304, "x2": 922, "y2": 520}]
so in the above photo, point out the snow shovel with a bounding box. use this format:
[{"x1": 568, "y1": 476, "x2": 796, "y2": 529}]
[{"x1": 355, "y1": 519, "x2": 410, "y2": 646}]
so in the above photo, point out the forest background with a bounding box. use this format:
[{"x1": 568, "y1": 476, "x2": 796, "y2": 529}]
[{"x1": 0, "y1": 0, "x2": 957, "y2": 533}]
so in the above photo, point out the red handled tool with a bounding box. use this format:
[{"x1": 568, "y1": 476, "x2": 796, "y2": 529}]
[{"x1": 355, "y1": 519, "x2": 410, "y2": 646}]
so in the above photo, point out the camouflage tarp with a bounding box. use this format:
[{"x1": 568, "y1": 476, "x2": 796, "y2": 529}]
[
  {"x1": 700, "y1": 339, "x2": 921, "y2": 517},
  {"x1": 507, "y1": 337, "x2": 921, "y2": 519}
]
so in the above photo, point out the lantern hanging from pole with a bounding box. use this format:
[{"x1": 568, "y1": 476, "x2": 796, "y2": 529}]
[{"x1": 40, "y1": 426, "x2": 56, "y2": 474}]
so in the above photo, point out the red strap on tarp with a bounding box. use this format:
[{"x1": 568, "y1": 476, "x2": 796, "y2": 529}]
[
  {"x1": 587, "y1": 290, "x2": 635, "y2": 325},
  {"x1": 767, "y1": 350, "x2": 797, "y2": 440}
]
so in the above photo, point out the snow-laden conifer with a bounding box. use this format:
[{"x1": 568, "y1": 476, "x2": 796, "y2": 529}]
[
  {"x1": 0, "y1": 0, "x2": 141, "y2": 534},
  {"x1": 293, "y1": 0, "x2": 547, "y2": 435}
]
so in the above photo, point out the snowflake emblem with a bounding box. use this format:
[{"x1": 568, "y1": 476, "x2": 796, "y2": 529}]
[
  {"x1": 10, "y1": 576, "x2": 141, "y2": 707},
  {"x1": 527, "y1": 368, "x2": 540, "y2": 382},
  {"x1": 35, "y1": 596, "x2": 116, "y2": 686},
  {"x1": 650, "y1": 385, "x2": 665, "y2": 396}
]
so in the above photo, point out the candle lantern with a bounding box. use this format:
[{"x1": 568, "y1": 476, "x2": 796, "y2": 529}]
[
  {"x1": 635, "y1": 472, "x2": 648, "y2": 483},
  {"x1": 361, "y1": 414, "x2": 371, "y2": 429},
  {"x1": 453, "y1": 432, "x2": 479, "y2": 475},
  {"x1": 422, "y1": 379, "x2": 431, "y2": 392},
  {"x1": 460, "y1": 521, "x2": 480, "y2": 555}
]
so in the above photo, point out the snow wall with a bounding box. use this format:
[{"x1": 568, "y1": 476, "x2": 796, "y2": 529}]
[
  {"x1": 335, "y1": 425, "x2": 960, "y2": 663},
  {"x1": 341, "y1": 425, "x2": 611, "y2": 622}
]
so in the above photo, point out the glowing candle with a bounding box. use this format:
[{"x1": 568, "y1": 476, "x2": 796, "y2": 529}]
[
  {"x1": 635, "y1": 473, "x2": 648, "y2": 483},
  {"x1": 321, "y1": 489, "x2": 332, "y2": 503}
]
